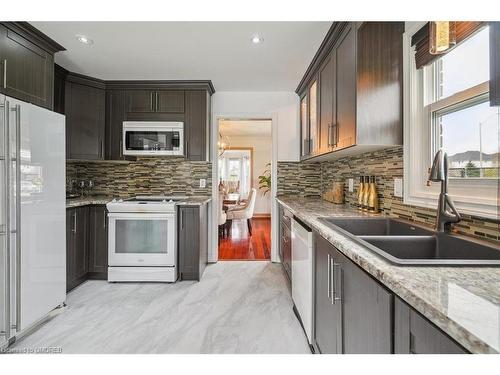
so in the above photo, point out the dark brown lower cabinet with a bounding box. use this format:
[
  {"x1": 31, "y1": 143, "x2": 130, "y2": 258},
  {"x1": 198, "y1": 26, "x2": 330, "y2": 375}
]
[
  {"x1": 394, "y1": 297, "x2": 468, "y2": 354},
  {"x1": 66, "y1": 207, "x2": 89, "y2": 292},
  {"x1": 88, "y1": 205, "x2": 108, "y2": 279},
  {"x1": 178, "y1": 204, "x2": 208, "y2": 281},
  {"x1": 66, "y1": 205, "x2": 108, "y2": 291},
  {"x1": 279, "y1": 205, "x2": 292, "y2": 285},
  {"x1": 314, "y1": 232, "x2": 392, "y2": 354},
  {"x1": 314, "y1": 233, "x2": 342, "y2": 354}
]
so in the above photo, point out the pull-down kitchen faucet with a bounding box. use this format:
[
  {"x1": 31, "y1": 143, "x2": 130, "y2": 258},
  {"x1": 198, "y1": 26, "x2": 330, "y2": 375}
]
[{"x1": 428, "y1": 149, "x2": 461, "y2": 232}]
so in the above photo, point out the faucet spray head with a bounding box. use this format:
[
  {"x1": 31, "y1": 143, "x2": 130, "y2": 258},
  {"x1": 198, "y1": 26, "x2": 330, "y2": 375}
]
[{"x1": 429, "y1": 149, "x2": 447, "y2": 182}]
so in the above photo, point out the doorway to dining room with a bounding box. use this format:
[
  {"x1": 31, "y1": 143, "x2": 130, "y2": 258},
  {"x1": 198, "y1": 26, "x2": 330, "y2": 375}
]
[{"x1": 217, "y1": 119, "x2": 272, "y2": 260}]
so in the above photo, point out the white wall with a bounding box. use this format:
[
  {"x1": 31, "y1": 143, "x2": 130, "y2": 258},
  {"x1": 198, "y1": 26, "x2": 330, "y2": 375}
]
[
  {"x1": 225, "y1": 135, "x2": 272, "y2": 215},
  {"x1": 210, "y1": 91, "x2": 300, "y2": 263},
  {"x1": 212, "y1": 91, "x2": 300, "y2": 162}
]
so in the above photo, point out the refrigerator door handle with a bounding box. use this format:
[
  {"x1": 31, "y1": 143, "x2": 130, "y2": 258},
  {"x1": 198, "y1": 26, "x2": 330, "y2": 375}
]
[
  {"x1": 1, "y1": 99, "x2": 11, "y2": 340},
  {"x1": 11, "y1": 104, "x2": 21, "y2": 331}
]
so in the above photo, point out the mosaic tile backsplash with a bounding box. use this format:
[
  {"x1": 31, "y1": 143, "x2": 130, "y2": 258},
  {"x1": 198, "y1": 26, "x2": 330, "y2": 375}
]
[
  {"x1": 67, "y1": 157, "x2": 212, "y2": 198},
  {"x1": 277, "y1": 147, "x2": 499, "y2": 242}
]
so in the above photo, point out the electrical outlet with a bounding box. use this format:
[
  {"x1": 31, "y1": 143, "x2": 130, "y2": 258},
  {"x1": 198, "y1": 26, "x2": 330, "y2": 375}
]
[
  {"x1": 199, "y1": 178, "x2": 206, "y2": 188},
  {"x1": 394, "y1": 178, "x2": 403, "y2": 198},
  {"x1": 348, "y1": 178, "x2": 354, "y2": 192}
]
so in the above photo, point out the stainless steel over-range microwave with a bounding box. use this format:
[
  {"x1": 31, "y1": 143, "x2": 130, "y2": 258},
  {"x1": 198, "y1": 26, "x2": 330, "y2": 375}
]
[{"x1": 122, "y1": 121, "x2": 184, "y2": 156}]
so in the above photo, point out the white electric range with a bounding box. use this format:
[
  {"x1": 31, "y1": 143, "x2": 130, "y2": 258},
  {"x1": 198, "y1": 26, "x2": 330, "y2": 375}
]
[{"x1": 106, "y1": 196, "x2": 188, "y2": 282}]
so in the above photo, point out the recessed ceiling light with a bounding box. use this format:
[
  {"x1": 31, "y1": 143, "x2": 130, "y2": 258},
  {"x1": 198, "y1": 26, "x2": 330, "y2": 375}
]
[
  {"x1": 251, "y1": 35, "x2": 263, "y2": 44},
  {"x1": 76, "y1": 34, "x2": 93, "y2": 45}
]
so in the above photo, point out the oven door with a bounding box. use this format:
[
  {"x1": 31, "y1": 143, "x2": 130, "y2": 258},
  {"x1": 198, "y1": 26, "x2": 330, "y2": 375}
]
[{"x1": 108, "y1": 213, "x2": 176, "y2": 267}]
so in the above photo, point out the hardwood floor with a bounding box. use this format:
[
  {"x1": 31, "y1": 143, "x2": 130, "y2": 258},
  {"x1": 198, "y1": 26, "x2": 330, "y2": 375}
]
[{"x1": 219, "y1": 218, "x2": 271, "y2": 260}]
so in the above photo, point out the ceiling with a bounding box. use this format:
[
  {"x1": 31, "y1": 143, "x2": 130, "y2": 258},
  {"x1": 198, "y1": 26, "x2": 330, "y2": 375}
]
[
  {"x1": 31, "y1": 21, "x2": 331, "y2": 91},
  {"x1": 219, "y1": 120, "x2": 271, "y2": 137}
]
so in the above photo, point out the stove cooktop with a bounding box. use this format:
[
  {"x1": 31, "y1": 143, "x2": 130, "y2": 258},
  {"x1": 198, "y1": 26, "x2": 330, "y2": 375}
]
[{"x1": 107, "y1": 196, "x2": 182, "y2": 213}]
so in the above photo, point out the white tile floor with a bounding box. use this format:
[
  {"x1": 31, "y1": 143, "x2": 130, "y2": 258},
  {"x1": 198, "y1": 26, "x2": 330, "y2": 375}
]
[{"x1": 12, "y1": 261, "x2": 310, "y2": 354}]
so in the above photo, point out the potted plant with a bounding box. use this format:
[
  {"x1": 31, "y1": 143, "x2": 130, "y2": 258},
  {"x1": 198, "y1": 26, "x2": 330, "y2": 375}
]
[{"x1": 258, "y1": 163, "x2": 271, "y2": 196}]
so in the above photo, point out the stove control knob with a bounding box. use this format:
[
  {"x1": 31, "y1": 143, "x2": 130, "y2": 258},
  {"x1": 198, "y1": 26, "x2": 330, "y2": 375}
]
[
  {"x1": 162, "y1": 199, "x2": 167, "y2": 203},
  {"x1": 112, "y1": 198, "x2": 117, "y2": 203},
  {"x1": 168, "y1": 199, "x2": 174, "y2": 203},
  {"x1": 118, "y1": 199, "x2": 123, "y2": 203}
]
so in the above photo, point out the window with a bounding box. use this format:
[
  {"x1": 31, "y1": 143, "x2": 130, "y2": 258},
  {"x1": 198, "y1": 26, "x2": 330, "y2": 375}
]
[
  {"x1": 404, "y1": 23, "x2": 499, "y2": 219},
  {"x1": 425, "y1": 27, "x2": 499, "y2": 180}
]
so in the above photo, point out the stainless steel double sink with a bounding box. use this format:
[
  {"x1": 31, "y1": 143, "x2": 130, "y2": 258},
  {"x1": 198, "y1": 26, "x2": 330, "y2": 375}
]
[{"x1": 319, "y1": 217, "x2": 500, "y2": 266}]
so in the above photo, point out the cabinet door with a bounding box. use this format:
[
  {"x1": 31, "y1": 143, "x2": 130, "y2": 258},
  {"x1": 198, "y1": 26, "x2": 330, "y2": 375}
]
[
  {"x1": 335, "y1": 24, "x2": 357, "y2": 150},
  {"x1": 179, "y1": 206, "x2": 200, "y2": 280},
  {"x1": 308, "y1": 80, "x2": 319, "y2": 155},
  {"x1": 0, "y1": 25, "x2": 54, "y2": 109},
  {"x1": 356, "y1": 22, "x2": 404, "y2": 145},
  {"x1": 394, "y1": 297, "x2": 467, "y2": 354},
  {"x1": 339, "y1": 249, "x2": 393, "y2": 353},
  {"x1": 300, "y1": 94, "x2": 309, "y2": 158},
  {"x1": 156, "y1": 90, "x2": 185, "y2": 113},
  {"x1": 74, "y1": 207, "x2": 89, "y2": 280},
  {"x1": 126, "y1": 90, "x2": 155, "y2": 113},
  {"x1": 66, "y1": 81, "x2": 105, "y2": 160},
  {"x1": 88, "y1": 205, "x2": 108, "y2": 277},
  {"x1": 53, "y1": 65, "x2": 67, "y2": 114},
  {"x1": 105, "y1": 90, "x2": 126, "y2": 160},
  {"x1": 185, "y1": 90, "x2": 207, "y2": 161},
  {"x1": 66, "y1": 208, "x2": 76, "y2": 291},
  {"x1": 314, "y1": 233, "x2": 341, "y2": 354},
  {"x1": 282, "y1": 224, "x2": 292, "y2": 281},
  {"x1": 319, "y1": 52, "x2": 335, "y2": 153}
]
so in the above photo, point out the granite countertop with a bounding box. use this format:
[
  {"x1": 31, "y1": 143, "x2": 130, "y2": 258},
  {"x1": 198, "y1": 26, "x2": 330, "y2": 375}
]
[
  {"x1": 277, "y1": 195, "x2": 500, "y2": 354},
  {"x1": 66, "y1": 195, "x2": 211, "y2": 208},
  {"x1": 66, "y1": 195, "x2": 113, "y2": 208}
]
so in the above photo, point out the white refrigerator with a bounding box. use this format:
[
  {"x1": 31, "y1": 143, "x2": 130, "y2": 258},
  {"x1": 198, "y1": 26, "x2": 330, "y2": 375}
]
[{"x1": 1, "y1": 94, "x2": 66, "y2": 348}]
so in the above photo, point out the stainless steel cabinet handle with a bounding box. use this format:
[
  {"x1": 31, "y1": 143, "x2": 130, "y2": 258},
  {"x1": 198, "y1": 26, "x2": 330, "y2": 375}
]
[
  {"x1": 327, "y1": 254, "x2": 331, "y2": 300},
  {"x1": 327, "y1": 123, "x2": 332, "y2": 147},
  {"x1": 151, "y1": 92, "x2": 155, "y2": 111},
  {"x1": 155, "y1": 92, "x2": 159, "y2": 112},
  {"x1": 3, "y1": 59, "x2": 6, "y2": 89},
  {"x1": 103, "y1": 209, "x2": 107, "y2": 229},
  {"x1": 11, "y1": 104, "x2": 22, "y2": 330},
  {"x1": 332, "y1": 262, "x2": 342, "y2": 304},
  {"x1": 72, "y1": 212, "x2": 77, "y2": 233},
  {"x1": 2, "y1": 99, "x2": 11, "y2": 339},
  {"x1": 330, "y1": 256, "x2": 335, "y2": 304},
  {"x1": 119, "y1": 140, "x2": 123, "y2": 157},
  {"x1": 335, "y1": 123, "x2": 339, "y2": 147}
]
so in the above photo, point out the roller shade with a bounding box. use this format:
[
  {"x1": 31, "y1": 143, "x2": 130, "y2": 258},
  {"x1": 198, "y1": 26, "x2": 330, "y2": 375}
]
[{"x1": 412, "y1": 22, "x2": 486, "y2": 69}]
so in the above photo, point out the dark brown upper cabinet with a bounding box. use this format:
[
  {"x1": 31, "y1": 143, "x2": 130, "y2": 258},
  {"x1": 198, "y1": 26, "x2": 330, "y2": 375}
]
[
  {"x1": 65, "y1": 73, "x2": 106, "y2": 160},
  {"x1": 297, "y1": 22, "x2": 404, "y2": 161},
  {"x1": 0, "y1": 22, "x2": 65, "y2": 110},
  {"x1": 185, "y1": 90, "x2": 209, "y2": 161},
  {"x1": 318, "y1": 52, "x2": 335, "y2": 154},
  {"x1": 105, "y1": 89, "x2": 127, "y2": 160},
  {"x1": 126, "y1": 89, "x2": 185, "y2": 114},
  {"x1": 490, "y1": 22, "x2": 500, "y2": 106},
  {"x1": 300, "y1": 93, "x2": 309, "y2": 158},
  {"x1": 157, "y1": 90, "x2": 185, "y2": 113}
]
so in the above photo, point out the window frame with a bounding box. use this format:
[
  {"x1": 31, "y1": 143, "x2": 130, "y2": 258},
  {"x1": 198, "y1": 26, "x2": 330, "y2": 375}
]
[{"x1": 403, "y1": 22, "x2": 498, "y2": 219}]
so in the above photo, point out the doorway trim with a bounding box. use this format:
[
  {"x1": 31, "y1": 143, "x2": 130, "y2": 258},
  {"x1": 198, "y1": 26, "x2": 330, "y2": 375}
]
[{"x1": 210, "y1": 113, "x2": 278, "y2": 263}]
